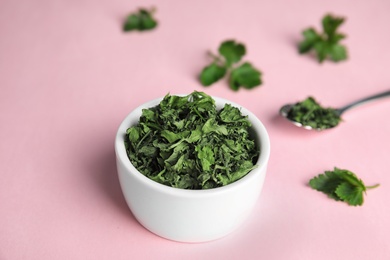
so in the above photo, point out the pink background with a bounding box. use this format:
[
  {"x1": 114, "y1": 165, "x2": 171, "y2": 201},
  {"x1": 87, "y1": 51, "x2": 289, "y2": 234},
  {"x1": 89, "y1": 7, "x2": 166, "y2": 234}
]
[{"x1": 1, "y1": 0, "x2": 390, "y2": 259}]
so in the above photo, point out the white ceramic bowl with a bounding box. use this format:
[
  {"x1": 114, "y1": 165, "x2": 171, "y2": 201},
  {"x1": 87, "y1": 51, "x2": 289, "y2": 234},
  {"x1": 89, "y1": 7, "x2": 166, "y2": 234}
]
[{"x1": 115, "y1": 95, "x2": 270, "y2": 243}]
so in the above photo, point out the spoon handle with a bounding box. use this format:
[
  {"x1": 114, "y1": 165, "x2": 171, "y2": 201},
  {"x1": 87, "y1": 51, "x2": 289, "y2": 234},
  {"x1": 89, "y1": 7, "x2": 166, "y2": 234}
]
[{"x1": 337, "y1": 89, "x2": 390, "y2": 115}]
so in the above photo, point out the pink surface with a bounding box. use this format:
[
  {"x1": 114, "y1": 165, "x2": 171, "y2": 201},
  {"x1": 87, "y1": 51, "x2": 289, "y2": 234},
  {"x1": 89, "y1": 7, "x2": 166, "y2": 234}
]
[{"x1": 1, "y1": 0, "x2": 390, "y2": 259}]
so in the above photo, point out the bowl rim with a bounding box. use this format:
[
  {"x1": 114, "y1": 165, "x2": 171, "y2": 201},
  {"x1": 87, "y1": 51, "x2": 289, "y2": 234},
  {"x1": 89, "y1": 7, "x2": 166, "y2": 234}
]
[{"x1": 115, "y1": 94, "x2": 270, "y2": 198}]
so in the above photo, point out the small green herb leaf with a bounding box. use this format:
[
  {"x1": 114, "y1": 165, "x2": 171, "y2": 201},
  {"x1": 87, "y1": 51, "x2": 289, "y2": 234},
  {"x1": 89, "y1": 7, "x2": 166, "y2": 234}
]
[
  {"x1": 313, "y1": 41, "x2": 331, "y2": 63},
  {"x1": 308, "y1": 169, "x2": 344, "y2": 201},
  {"x1": 229, "y1": 62, "x2": 262, "y2": 91},
  {"x1": 199, "y1": 40, "x2": 263, "y2": 90},
  {"x1": 298, "y1": 14, "x2": 348, "y2": 63},
  {"x1": 123, "y1": 8, "x2": 158, "y2": 32},
  {"x1": 218, "y1": 40, "x2": 246, "y2": 66},
  {"x1": 298, "y1": 28, "x2": 322, "y2": 53},
  {"x1": 335, "y1": 182, "x2": 364, "y2": 206},
  {"x1": 329, "y1": 44, "x2": 348, "y2": 61},
  {"x1": 309, "y1": 167, "x2": 379, "y2": 206},
  {"x1": 322, "y1": 14, "x2": 345, "y2": 39},
  {"x1": 199, "y1": 63, "x2": 227, "y2": 86}
]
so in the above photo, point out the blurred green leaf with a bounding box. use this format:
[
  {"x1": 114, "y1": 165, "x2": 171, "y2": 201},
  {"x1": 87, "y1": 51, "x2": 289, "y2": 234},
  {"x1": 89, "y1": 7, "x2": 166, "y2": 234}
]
[
  {"x1": 199, "y1": 63, "x2": 227, "y2": 86},
  {"x1": 229, "y1": 62, "x2": 262, "y2": 91},
  {"x1": 298, "y1": 14, "x2": 348, "y2": 63},
  {"x1": 218, "y1": 40, "x2": 246, "y2": 66},
  {"x1": 123, "y1": 8, "x2": 158, "y2": 32}
]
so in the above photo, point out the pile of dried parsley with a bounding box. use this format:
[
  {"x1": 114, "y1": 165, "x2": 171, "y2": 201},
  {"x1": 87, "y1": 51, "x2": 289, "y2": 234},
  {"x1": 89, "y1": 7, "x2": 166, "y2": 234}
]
[
  {"x1": 287, "y1": 97, "x2": 342, "y2": 130},
  {"x1": 124, "y1": 91, "x2": 259, "y2": 189}
]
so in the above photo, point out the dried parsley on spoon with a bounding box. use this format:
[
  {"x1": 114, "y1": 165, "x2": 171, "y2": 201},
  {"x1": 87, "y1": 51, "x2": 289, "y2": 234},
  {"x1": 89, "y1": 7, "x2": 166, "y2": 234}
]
[{"x1": 283, "y1": 97, "x2": 342, "y2": 130}]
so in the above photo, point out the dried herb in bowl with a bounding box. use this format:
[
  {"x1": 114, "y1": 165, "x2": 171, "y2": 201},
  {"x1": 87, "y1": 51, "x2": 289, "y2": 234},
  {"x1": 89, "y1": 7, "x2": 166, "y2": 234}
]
[{"x1": 124, "y1": 91, "x2": 259, "y2": 189}]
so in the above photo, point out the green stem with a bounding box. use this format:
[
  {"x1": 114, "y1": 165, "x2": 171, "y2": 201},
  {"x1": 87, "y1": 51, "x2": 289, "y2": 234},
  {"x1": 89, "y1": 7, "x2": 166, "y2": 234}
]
[
  {"x1": 207, "y1": 51, "x2": 225, "y2": 66},
  {"x1": 366, "y1": 183, "x2": 380, "y2": 189},
  {"x1": 136, "y1": 130, "x2": 151, "y2": 150}
]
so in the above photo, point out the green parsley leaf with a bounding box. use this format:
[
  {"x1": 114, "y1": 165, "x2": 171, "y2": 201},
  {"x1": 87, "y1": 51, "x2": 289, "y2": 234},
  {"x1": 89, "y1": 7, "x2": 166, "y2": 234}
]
[
  {"x1": 123, "y1": 8, "x2": 158, "y2": 32},
  {"x1": 199, "y1": 63, "x2": 227, "y2": 86},
  {"x1": 329, "y1": 44, "x2": 348, "y2": 61},
  {"x1": 313, "y1": 41, "x2": 331, "y2": 63},
  {"x1": 199, "y1": 40, "x2": 263, "y2": 91},
  {"x1": 335, "y1": 182, "x2": 364, "y2": 206},
  {"x1": 322, "y1": 15, "x2": 345, "y2": 40},
  {"x1": 218, "y1": 40, "x2": 246, "y2": 66},
  {"x1": 309, "y1": 167, "x2": 379, "y2": 206},
  {"x1": 285, "y1": 97, "x2": 342, "y2": 130},
  {"x1": 308, "y1": 169, "x2": 344, "y2": 201},
  {"x1": 298, "y1": 14, "x2": 348, "y2": 63},
  {"x1": 124, "y1": 91, "x2": 259, "y2": 189},
  {"x1": 229, "y1": 62, "x2": 262, "y2": 91},
  {"x1": 298, "y1": 28, "x2": 322, "y2": 53}
]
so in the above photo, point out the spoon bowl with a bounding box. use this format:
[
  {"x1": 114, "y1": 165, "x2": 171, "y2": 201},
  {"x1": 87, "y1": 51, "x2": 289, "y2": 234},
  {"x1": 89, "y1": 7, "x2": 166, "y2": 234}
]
[
  {"x1": 279, "y1": 104, "x2": 317, "y2": 130},
  {"x1": 280, "y1": 90, "x2": 390, "y2": 131}
]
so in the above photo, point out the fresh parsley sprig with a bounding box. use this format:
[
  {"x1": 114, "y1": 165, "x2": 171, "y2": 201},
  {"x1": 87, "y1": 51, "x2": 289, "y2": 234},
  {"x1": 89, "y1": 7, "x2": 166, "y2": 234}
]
[
  {"x1": 298, "y1": 14, "x2": 348, "y2": 63},
  {"x1": 309, "y1": 167, "x2": 379, "y2": 206},
  {"x1": 200, "y1": 40, "x2": 263, "y2": 91},
  {"x1": 123, "y1": 7, "x2": 158, "y2": 32}
]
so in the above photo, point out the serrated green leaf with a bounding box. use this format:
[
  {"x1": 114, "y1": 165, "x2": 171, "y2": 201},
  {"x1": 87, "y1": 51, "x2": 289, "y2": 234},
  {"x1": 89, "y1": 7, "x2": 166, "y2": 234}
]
[
  {"x1": 229, "y1": 62, "x2": 262, "y2": 91},
  {"x1": 334, "y1": 168, "x2": 364, "y2": 187},
  {"x1": 309, "y1": 167, "x2": 379, "y2": 206},
  {"x1": 335, "y1": 182, "x2": 364, "y2": 206},
  {"x1": 218, "y1": 40, "x2": 246, "y2": 66},
  {"x1": 199, "y1": 63, "x2": 227, "y2": 86},
  {"x1": 309, "y1": 170, "x2": 344, "y2": 200}
]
